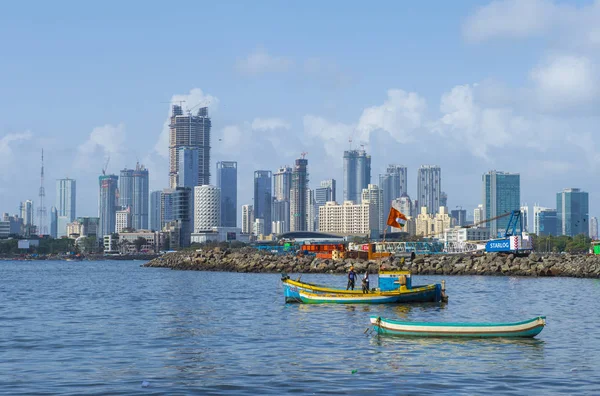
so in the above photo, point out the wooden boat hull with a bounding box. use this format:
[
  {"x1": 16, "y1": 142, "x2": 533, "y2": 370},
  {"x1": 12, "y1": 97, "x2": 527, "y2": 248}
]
[
  {"x1": 283, "y1": 278, "x2": 443, "y2": 304},
  {"x1": 370, "y1": 316, "x2": 546, "y2": 338}
]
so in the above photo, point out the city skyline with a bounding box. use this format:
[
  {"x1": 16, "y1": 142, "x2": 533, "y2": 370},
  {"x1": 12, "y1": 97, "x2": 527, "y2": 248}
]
[{"x1": 1, "y1": 1, "x2": 599, "y2": 227}]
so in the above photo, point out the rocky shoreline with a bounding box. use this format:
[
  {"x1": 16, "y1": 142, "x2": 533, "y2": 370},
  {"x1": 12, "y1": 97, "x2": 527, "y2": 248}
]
[{"x1": 143, "y1": 248, "x2": 600, "y2": 278}]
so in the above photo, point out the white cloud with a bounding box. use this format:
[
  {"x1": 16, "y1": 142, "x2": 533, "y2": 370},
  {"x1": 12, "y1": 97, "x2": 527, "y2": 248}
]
[
  {"x1": 235, "y1": 49, "x2": 293, "y2": 75},
  {"x1": 303, "y1": 115, "x2": 355, "y2": 160},
  {"x1": 154, "y1": 88, "x2": 219, "y2": 158},
  {"x1": 530, "y1": 55, "x2": 598, "y2": 108},
  {"x1": 251, "y1": 118, "x2": 291, "y2": 131},
  {"x1": 0, "y1": 131, "x2": 33, "y2": 177},
  {"x1": 75, "y1": 123, "x2": 126, "y2": 169}
]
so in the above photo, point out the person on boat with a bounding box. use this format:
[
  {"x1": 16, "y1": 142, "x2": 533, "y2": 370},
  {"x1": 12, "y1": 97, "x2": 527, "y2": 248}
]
[
  {"x1": 347, "y1": 266, "x2": 357, "y2": 290},
  {"x1": 362, "y1": 271, "x2": 369, "y2": 294}
]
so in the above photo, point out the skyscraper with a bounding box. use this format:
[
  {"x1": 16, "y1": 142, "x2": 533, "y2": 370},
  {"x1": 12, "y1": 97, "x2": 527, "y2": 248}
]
[
  {"x1": 474, "y1": 204, "x2": 484, "y2": 225},
  {"x1": 362, "y1": 184, "x2": 383, "y2": 234},
  {"x1": 290, "y1": 157, "x2": 309, "y2": 231},
  {"x1": 254, "y1": 171, "x2": 272, "y2": 235},
  {"x1": 343, "y1": 149, "x2": 371, "y2": 203},
  {"x1": 119, "y1": 169, "x2": 134, "y2": 210},
  {"x1": 482, "y1": 170, "x2": 520, "y2": 237},
  {"x1": 315, "y1": 179, "x2": 336, "y2": 205},
  {"x1": 242, "y1": 204, "x2": 254, "y2": 234},
  {"x1": 450, "y1": 209, "x2": 467, "y2": 227},
  {"x1": 216, "y1": 161, "x2": 237, "y2": 227},
  {"x1": 590, "y1": 216, "x2": 598, "y2": 240},
  {"x1": 273, "y1": 166, "x2": 293, "y2": 201},
  {"x1": 149, "y1": 191, "x2": 161, "y2": 231},
  {"x1": 556, "y1": 188, "x2": 589, "y2": 236},
  {"x1": 20, "y1": 200, "x2": 34, "y2": 226},
  {"x1": 417, "y1": 165, "x2": 441, "y2": 215},
  {"x1": 160, "y1": 189, "x2": 174, "y2": 230},
  {"x1": 194, "y1": 185, "x2": 221, "y2": 231},
  {"x1": 132, "y1": 164, "x2": 149, "y2": 230},
  {"x1": 520, "y1": 205, "x2": 529, "y2": 233},
  {"x1": 178, "y1": 147, "x2": 200, "y2": 188},
  {"x1": 379, "y1": 165, "x2": 407, "y2": 223},
  {"x1": 533, "y1": 205, "x2": 557, "y2": 236},
  {"x1": 50, "y1": 206, "x2": 58, "y2": 238},
  {"x1": 56, "y1": 178, "x2": 76, "y2": 222},
  {"x1": 271, "y1": 199, "x2": 290, "y2": 234},
  {"x1": 99, "y1": 174, "x2": 119, "y2": 237},
  {"x1": 169, "y1": 105, "x2": 211, "y2": 188},
  {"x1": 172, "y1": 187, "x2": 193, "y2": 247}
]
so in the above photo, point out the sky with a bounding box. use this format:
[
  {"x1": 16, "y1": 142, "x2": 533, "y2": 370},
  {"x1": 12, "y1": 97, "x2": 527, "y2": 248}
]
[{"x1": 1, "y1": 0, "x2": 599, "y2": 225}]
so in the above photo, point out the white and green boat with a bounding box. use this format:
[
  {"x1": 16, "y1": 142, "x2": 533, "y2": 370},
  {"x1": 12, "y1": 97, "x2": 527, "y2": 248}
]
[{"x1": 371, "y1": 316, "x2": 546, "y2": 338}]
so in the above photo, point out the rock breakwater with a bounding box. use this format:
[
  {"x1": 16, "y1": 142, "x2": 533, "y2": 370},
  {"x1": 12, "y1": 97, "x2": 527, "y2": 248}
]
[{"x1": 143, "y1": 248, "x2": 600, "y2": 278}]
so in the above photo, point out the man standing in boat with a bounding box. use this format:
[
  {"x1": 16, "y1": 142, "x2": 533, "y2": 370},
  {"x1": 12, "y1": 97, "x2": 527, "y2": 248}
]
[
  {"x1": 347, "y1": 266, "x2": 357, "y2": 290},
  {"x1": 362, "y1": 271, "x2": 369, "y2": 293}
]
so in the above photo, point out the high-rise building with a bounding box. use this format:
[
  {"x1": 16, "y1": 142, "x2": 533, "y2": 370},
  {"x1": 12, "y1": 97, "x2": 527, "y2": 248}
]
[
  {"x1": 99, "y1": 174, "x2": 119, "y2": 237},
  {"x1": 307, "y1": 189, "x2": 316, "y2": 232},
  {"x1": 178, "y1": 147, "x2": 200, "y2": 188},
  {"x1": 361, "y1": 184, "x2": 383, "y2": 234},
  {"x1": 556, "y1": 188, "x2": 589, "y2": 236},
  {"x1": 119, "y1": 169, "x2": 134, "y2": 210},
  {"x1": 56, "y1": 178, "x2": 76, "y2": 222},
  {"x1": 417, "y1": 165, "x2": 442, "y2": 215},
  {"x1": 216, "y1": 161, "x2": 237, "y2": 227},
  {"x1": 194, "y1": 185, "x2": 221, "y2": 231},
  {"x1": 533, "y1": 205, "x2": 557, "y2": 236},
  {"x1": 290, "y1": 157, "x2": 309, "y2": 231},
  {"x1": 169, "y1": 105, "x2": 211, "y2": 188},
  {"x1": 440, "y1": 191, "x2": 448, "y2": 208},
  {"x1": 590, "y1": 216, "x2": 598, "y2": 240},
  {"x1": 273, "y1": 166, "x2": 293, "y2": 201},
  {"x1": 149, "y1": 191, "x2": 161, "y2": 231},
  {"x1": 254, "y1": 171, "x2": 272, "y2": 235},
  {"x1": 318, "y1": 201, "x2": 378, "y2": 235},
  {"x1": 520, "y1": 205, "x2": 529, "y2": 233},
  {"x1": 482, "y1": 170, "x2": 520, "y2": 237},
  {"x1": 242, "y1": 204, "x2": 254, "y2": 234},
  {"x1": 450, "y1": 209, "x2": 467, "y2": 227},
  {"x1": 315, "y1": 179, "x2": 336, "y2": 205},
  {"x1": 172, "y1": 187, "x2": 193, "y2": 247},
  {"x1": 50, "y1": 206, "x2": 58, "y2": 238},
  {"x1": 343, "y1": 149, "x2": 371, "y2": 203},
  {"x1": 271, "y1": 199, "x2": 290, "y2": 234},
  {"x1": 379, "y1": 165, "x2": 407, "y2": 224},
  {"x1": 474, "y1": 204, "x2": 484, "y2": 225},
  {"x1": 395, "y1": 193, "x2": 413, "y2": 217},
  {"x1": 20, "y1": 200, "x2": 34, "y2": 226},
  {"x1": 160, "y1": 189, "x2": 174, "y2": 230},
  {"x1": 116, "y1": 207, "x2": 132, "y2": 233},
  {"x1": 132, "y1": 164, "x2": 149, "y2": 230}
]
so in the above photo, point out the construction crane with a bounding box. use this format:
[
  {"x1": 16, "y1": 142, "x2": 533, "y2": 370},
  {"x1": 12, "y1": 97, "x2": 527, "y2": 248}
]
[
  {"x1": 300, "y1": 152, "x2": 308, "y2": 159},
  {"x1": 102, "y1": 156, "x2": 110, "y2": 176},
  {"x1": 187, "y1": 100, "x2": 211, "y2": 115}
]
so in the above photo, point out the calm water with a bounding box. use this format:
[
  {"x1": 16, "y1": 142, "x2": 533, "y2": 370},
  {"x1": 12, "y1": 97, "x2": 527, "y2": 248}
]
[{"x1": 1, "y1": 260, "x2": 600, "y2": 395}]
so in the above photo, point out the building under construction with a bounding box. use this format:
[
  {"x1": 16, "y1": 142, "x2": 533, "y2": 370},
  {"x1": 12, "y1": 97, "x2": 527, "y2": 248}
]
[{"x1": 169, "y1": 105, "x2": 211, "y2": 189}]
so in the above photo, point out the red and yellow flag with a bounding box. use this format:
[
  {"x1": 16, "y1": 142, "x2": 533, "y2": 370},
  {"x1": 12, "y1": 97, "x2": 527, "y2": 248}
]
[{"x1": 386, "y1": 207, "x2": 407, "y2": 228}]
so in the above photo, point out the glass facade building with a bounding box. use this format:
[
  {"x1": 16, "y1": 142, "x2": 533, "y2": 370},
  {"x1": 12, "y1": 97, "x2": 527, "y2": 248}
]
[
  {"x1": 56, "y1": 178, "x2": 76, "y2": 222},
  {"x1": 216, "y1": 161, "x2": 237, "y2": 227},
  {"x1": 379, "y1": 165, "x2": 407, "y2": 222},
  {"x1": 482, "y1": 171, "x2": 520, "y2": 237},
  {"x1": 557, "y1": 188, "x2": 589, "y2": 236},
  {"x1": 343, "y1": 150, "x2": 371, "y2": 204},
  {"x1": 254, "y1": 171, "x2": 273, "y2": 235},
  {"x1": 98, "y1": 174, "x2": 118, "y2": 237},
  {"x1": 417, "y1": 165, "x2": 441, "y2": 215}
]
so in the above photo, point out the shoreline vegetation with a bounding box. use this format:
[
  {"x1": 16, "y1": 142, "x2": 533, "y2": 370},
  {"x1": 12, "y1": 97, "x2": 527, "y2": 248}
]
[{"x1": 144, "y1": 247, "x2": 600, "y2": 278}]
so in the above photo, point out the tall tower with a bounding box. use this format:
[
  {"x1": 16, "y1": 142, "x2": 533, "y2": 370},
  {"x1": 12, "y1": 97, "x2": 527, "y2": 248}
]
[
  {"x1": 290, "y1": 155, "x2": 309, "y2": 232},
  {"x1": 417, "y1": 165, "x2": 442, "y2": 215},
  {"x1": 132, "y1": 163, "x2": 149, "y2": 230},
  {"x1": 216, "y1": 161, "x2": 237, "y2": 227},
  {"x1": 379, "y1": 165, "x2": 407, "y2": 223},
  {"x1": 99, "y1": 174, "x2": 119, "y2": 237},
  {"x1": 253, "y1": 171, "x2": 273, "y2": 235},
  {"x1": 56, "y1": 178, "x2": 76, "y2": 222},
  {"x1": 482, "y1": 170, "x2": 520, "y2": 237},
  {"x1": 37, "y1": 150, "x2": 47, "y2": 235},
  {"x1": 343, "y1": 149, "x2": 371, "y2": 203},
  {"x1": 169, "y1": 105, "x2": 211, "y2": 188}
]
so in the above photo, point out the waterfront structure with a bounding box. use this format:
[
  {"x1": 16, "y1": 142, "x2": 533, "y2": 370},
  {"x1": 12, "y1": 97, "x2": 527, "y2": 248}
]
[
  {"x1": 474, "y1": 204, "x2": 484, "y2": 225},
  {"x1": 119, "y1": 168, "x2": 134, "y2": 210},
  {"x1": 253, "y1": 171, "x2": 272, "y2": 235},
  {"x1": 343, "y1": 149, "x2": 371, "y2": 203},
  {"x1": 132, "y1": 164, "x2": 149, "y2": 230},
  {"x1": 417, "y1": 165, "x2": 441, "y2": 216},
  {"x1": 361, "y1": 184, "x2": 383, "y2": 234},
  {"x1": 116, "y1": 207, "x2": 132, "y2": 233},
  {"x1": 50, "y1": 206, "x2": 58, "y2": 238},
  {"x1": 533, "y1": 206, "x2": 557, "y2": 236},
  {"x1": 117, "y1": 231, "x2": 163, "y2": 254},
  {"x1": 169, "y1": 105, "x2": 211, "y2": 188},
  {"x1": 557, "y1": 188, "x2": 589, "y2": 237},
  {"x1": 271, "y1": 199, "x2": 290, "y2": 234},
  {"x1": 56, "y1": 178, "x2": 76, "y2": 222},
  {"x1": 242, "y1": 204, "x2": 254, "y2": 234},
  {"x1": 482, "y1": 171, "x2": 520, "y2": 237},
  {"x1": 450, "y1": 209, "x2": 467, "y2": 227},
  {"x1": 149, "y1": 191, "x2": 161, "y2": 231},
  {"x1": 194, "y1": 185, "x2": 221, "y2": 232},
  {"x1": 379, "y1": 165, "x2": 407, "y2": 225},
  {"x1": 318, "y1": 200, "x2": 377, "y2": 236},
  {"x1": 216, "y1": 161, "x2": 237, "y2": 227},
  {"x1": 68, "y1": 217, "x2": 100, "y2": 238},
  {"x1": 273, "y1": 166, "x2": 293, "y2": 201},
  {"x1": 191, "y1": 227, "x2": 249, "y2": 244},
  {"x1": 290, "y1": 157, "x2": 309, "y2": 231},
  {"x1": 590, "y1": 217, "x2": 598, "y2": 240},
  {"x1": 160, "y1": 189, "x2": 174, "y2": 230},
  {"x1": 98, "y1": 174, "x2": 118, "y2": 238},
  {"x1": 178, "y1": 147, "x2": 200, "y2": 188}
]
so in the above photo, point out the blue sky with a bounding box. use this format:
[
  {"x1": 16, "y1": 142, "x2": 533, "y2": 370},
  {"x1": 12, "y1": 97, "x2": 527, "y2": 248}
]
[{"x1": 1, "y1": 0, "x2": 599, "y2": 224}]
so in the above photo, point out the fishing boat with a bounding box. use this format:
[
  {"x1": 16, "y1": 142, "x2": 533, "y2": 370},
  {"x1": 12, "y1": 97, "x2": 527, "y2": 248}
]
[
  {"x1": 370, "y1": 316, "x2": 546, "y2": 338},
  {"x1": 282, "y1": 270, "x2": 447, "y2": 304}
]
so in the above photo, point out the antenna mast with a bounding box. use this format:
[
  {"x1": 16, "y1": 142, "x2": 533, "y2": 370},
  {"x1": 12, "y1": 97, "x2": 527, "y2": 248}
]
[{"x1": 37, "y1": 149, "x2": 47, "y2": 235}]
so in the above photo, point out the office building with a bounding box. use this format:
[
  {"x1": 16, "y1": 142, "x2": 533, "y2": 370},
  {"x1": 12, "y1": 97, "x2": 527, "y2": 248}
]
[
  {"x1": 50, "y1": 206, "x2": 58, "y2": 238},
  {"x1": 254, "y1": 170, "x2": 272, "y2": 235},
  {"x1": 242, "y1": 204, "x2": 254, "y2": 234},
  {"x1": 178, "y1": 147, "x2": 200, "y2": 188},
  {"x1": 417, "y1": 165, "x2": 441, "y2": 215},
  {"x1": 272, "y1": 199, "x2": 290, "y2": 234},
  {"x1": 160, "y1": 189, "x2": 174, "y2": 230},
  {"x1": 290, "y1": 157, "x2": 309, "y2": 231},
  {"x1": 307, "y1": 189, "x2": 316, "y2": 232},
  {"x1": 149, "y1": 191, "x2": 161, "y2": 231},
  {"x1": 132, "y1": 164, "x2": 149, "y2": 230},
  {"x1": 194, "y1": 185, "x2": 221, "y2": 231},
  {"x1": 98, "y1": 174, "x2": 119, "y2": 237},
  {"x1": 20, "y1": 200, "x2": 34, "y2": 226},
  {"x1": 590, "y1": 217, "x2": 598, "y2": 240},
  {"x1": 56, "y1": 178, "x2": 76, "y2": 222},
  {"x1": 172, "y1": 187, "x2": 193, "y2": 247},
  {"x1": 273, "y1": 166, "x2": 293, "y2": 201},
  {"x1": 315, "y1": 179, "x2": 336, "y2": 204},
  {"x1": 450, "y1": 209, "x2": 467, "y2": 227},
  {"x1": 557, "y1": 188, "x2": 589, "y2": 236},
  {"x1": 343, "y1": 149, "x2": 371, "y2": 203},
  {"x1": 379, "y1": 165, "x2": 407, "y2": 225},
  {"x1": 520, "y1": 205, "x2": 529, "y2": 233},
  {"x1": 116, "y1": 207, "x2": 132, "y2": 233},
  {"x1": 216, "y1": 161, "x2": 237, "y2": 227},
  {"x1": 318, "y1": 200, "x2": 377, "y2": 236},
  {"x1": 482, "y1": 170, "x2": 520, "y2": 237},
  {"x1": 474, "y1": 204, "x2": 484, "y2": 225},
  {"x1": 533, "y1": 206, "x2": 557, "y2": 236},
  {"x1": 119, "y1": 169, "x2": 134, "y2": 210},
  {"x1": 361, "y1": 184, "x2": 383, "y2": 234},
  {"x1": 169, "y1": 105, "x2": 211, "y2": 188}
]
